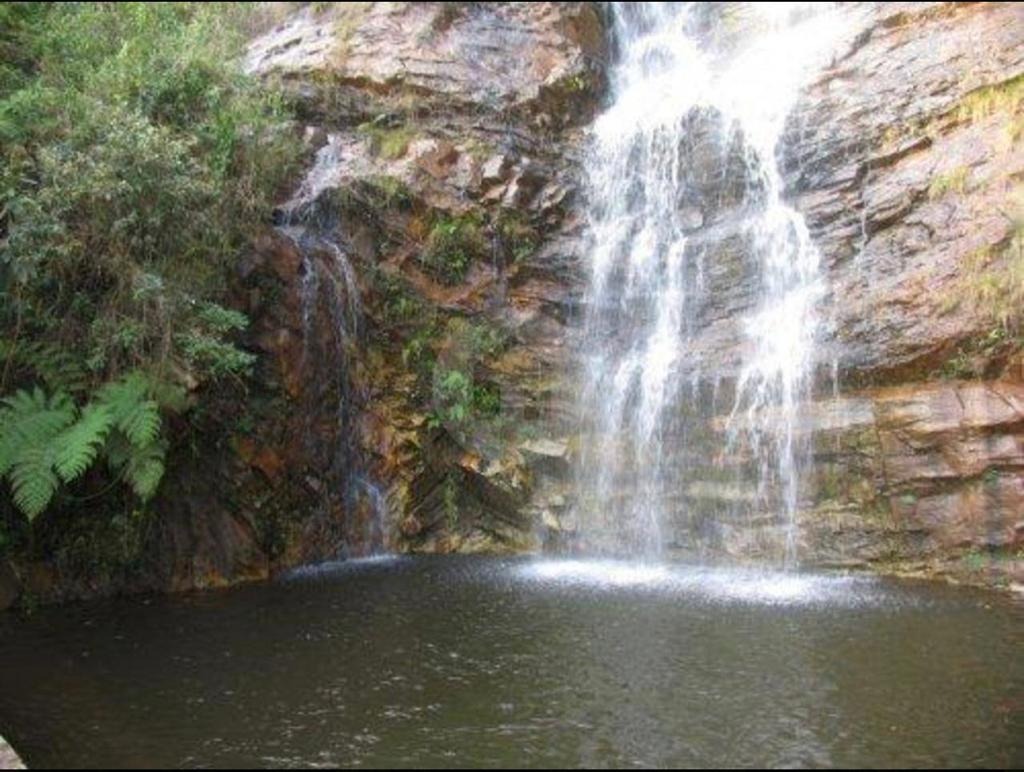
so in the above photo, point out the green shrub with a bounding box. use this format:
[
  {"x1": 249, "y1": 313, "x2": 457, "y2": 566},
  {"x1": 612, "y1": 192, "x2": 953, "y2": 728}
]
[
  {"x1": 374, "y1": 270, "x2": 425, "y2": 325},
  {"x1": 364, "y1": 175, "x2": 413, "y2": 209},
  {"x1": 425, "y1": 318, "x2": 507, "y2": 430},
  {"x1": 430, "y1": 368, "x2": 475, "y2": 426},
  {"x1": 0, "y1": 4, "x2": 297, "y2": 524},
  {"x1": 402, "y1": 326, "x2": 439, "y2": 373}
]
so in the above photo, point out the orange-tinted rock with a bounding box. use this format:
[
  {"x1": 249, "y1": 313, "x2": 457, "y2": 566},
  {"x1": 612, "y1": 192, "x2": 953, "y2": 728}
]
[
  {"x1": 790, "y1": 2, "x2": 1024, "y2": 382},
  {"x1": 411, "y1": 139, "x2": 460, "y2": 181},
  {"x1": 252, "y1": 447, "x2": 286, "y2": 483},
  {"x1": 795, "y1": 380, "x2": 1024, "y2": 585},
  {"x1": 245, "y1": 3, "x2": 606, "y2": 119},
  {"x1": 19, "y1": 2, "x2": 1024, "y2": 606}
]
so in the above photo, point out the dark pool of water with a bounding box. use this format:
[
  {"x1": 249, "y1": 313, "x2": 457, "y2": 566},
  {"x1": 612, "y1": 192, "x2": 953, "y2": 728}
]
[{"x1": 0, "y1": 556, "x2": 1021, "y2": 768}]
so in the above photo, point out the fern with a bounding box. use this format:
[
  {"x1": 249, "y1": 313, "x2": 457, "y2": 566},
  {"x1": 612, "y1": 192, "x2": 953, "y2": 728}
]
[
  {"x1": 121, "y1": 399, "x2": 161, "y2": 447},
  {"x1": 0, "y1": 341, "x2": 89, "y2": 394},
  {"x1": 97, "y1": 371, "x2": 161, "y2": 446},
  {"x1": 148, "y1": 378, "x2": 189, "y2": 413},
  {"x1": 0, "y1": 388, "x2": 76, "y2": 476},
  {"x1": 10, "y1": 445, "x2": 60, "y2": 518},
  {"x1": 96, "y1": 371, "x2": 148, "y2": 426},
  {"x1": 0, "y1": 369, "x2": 173, "y2": 518},
  {"x1": 95, "y1": 371, "x2": 168, "y2": 501},
  {"x1": 0, "y1": 389, "x2": 76, "y2": 518},
  {"x1": 53, "y1": 402, "x2": 113, "y2": 482},
  {"x1": 104, "y1": 431, "x2": 167, "y2": 501},
  {"x1": 124, "y1": 440, "x2": 166, "y2": 500}
]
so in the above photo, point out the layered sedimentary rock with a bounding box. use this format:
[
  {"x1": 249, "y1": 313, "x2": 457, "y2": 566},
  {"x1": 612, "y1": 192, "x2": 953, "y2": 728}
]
[
  {"x1": 233, "y1": 1, "x2": 1021, "y2": 587},
  {"x1": 789, "y1": 1, "x2": 1024, "y2": 585},
  {"x1": 239, "y1": 2, "x2": 604, "y2": 559}
]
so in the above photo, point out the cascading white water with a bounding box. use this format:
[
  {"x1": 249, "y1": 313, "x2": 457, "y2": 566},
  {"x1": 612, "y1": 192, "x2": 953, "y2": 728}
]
[{"x1": 573, "y1": 3, "x2": 850, "y2": 562}]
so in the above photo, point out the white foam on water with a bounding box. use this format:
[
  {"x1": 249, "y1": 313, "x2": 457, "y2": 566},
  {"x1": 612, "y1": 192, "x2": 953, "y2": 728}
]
[
  {"x1": 518, "y1": 558, "x2": 880, "y2": 607},
  {"x1": 282, "y1": 554, "x2": 403, "y2": 581},
  {"x1": 525, "y1": 559, "x2": 673, "y2": 587}
]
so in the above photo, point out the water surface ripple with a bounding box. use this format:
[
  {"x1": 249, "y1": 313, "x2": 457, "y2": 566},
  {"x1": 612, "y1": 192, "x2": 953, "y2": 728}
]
[{"x1": 1, "y1": 556, "x2": 1020, "y2": 768}]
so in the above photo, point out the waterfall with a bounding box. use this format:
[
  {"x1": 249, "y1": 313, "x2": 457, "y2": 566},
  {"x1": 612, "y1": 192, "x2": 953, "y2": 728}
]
[
  {"x1": 572, "y1": 3, "x2": 849, "y2": 562},
  {"x1": 277, "y1": 135, "x2": 387, "y2": 555}
]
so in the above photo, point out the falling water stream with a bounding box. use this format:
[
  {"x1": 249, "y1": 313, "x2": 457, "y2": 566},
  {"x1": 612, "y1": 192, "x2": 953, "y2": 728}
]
[
  {"x1": 277, "y1": 136, "x2": 387, "y2": 555},
  {"x1": 574, "y1": 3, "x2": 850, "y2": 562}
]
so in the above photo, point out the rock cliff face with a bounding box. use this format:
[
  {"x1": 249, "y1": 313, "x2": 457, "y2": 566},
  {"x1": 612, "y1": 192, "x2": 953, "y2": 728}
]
[
  {"x1": 232, "y1": 0, "x2": 1021, "y2": 588},
  {"x1": 788, "y1": 1, "x2": 1024, "y2": 586},
  {"x1": 3, "y1": 1, "x2": 1021, "y2": 606},
  {"x1": 236, "y1": 2, "x2": 605, "y2": 561}
]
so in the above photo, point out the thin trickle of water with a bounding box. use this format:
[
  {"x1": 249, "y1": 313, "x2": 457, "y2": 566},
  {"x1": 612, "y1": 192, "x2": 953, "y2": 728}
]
[
  {"x1": 276, "y1": 139, "x2": 387, "y2": 555},
  {"x1": 573, "y1": 4, "x2": 850, "y2": 562}
]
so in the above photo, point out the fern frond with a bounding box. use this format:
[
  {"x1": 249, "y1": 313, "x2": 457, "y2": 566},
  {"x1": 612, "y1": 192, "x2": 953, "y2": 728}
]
[
  {"x1": 96, "y1": 371, "x2": 150, "y2": 425},
  {"x1": 0, "y1": 341, "x2": 89, "y2": 394},
  {"x1": 103, "y1": 430, "x2": 132, "y2": 472},
  {"x1": 53, "y1": 402, "x2": 113, "y2": 483},
  {"x1": 0, "y1": 388, "x2": 75, "y2": 476},
  {"x1": 124, "y1": 440, "x2": 166, "y2": 500},
  {"x1": 148, "y1": 379, "x2": 188, "y2": 412},
  {"x1": 121, "y1": 399, "x2": 161, "y2": 447},
  {"x1": 9, "y1": 445, "x2": 59, "y2": 519},
  {"x1": 96, "y1": 371, "x2": 162, "y2": 447},
  {"x1": 1, "y1": 370, "x2": 172, "y2": 517},
  {"x1": 21, "y1": 342, "x2": 90, "y2": 394}
]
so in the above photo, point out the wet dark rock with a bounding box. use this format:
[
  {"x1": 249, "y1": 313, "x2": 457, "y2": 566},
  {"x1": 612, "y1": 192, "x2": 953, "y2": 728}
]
[{"x1": 0, "y1": 561, "x2": 19, "y2": 612}]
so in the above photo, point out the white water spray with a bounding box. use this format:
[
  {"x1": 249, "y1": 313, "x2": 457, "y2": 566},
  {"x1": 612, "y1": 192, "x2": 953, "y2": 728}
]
[{"x1": 573, "y1": 3, "x2": 849, "y2": 562}]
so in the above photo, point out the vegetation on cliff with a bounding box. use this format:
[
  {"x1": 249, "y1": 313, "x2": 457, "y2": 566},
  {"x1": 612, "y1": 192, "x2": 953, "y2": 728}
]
[{"x1": 0, "y1": 4, "x2": 296, "y2": 548}]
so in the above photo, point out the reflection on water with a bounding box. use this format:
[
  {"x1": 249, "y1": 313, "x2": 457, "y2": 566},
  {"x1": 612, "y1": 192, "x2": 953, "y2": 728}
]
[{"x1": 0, "y1": 556, "x2": 1021, "y2": 768}]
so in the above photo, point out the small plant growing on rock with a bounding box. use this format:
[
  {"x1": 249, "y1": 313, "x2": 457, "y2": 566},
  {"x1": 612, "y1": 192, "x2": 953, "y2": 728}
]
[
  {"x1": 496, "y1": 209, "x2": 540, "y2": 263},
  {"x1": 938, "y1": 327, "x2": 1015, "y2": 380},
  {"x1": 427, "y1": 367, "x2": 502, "y2": 430},
  {"x1": 565, "y1": 73, "x2": 589, "y2": 93},
  {"x1": 956, "y1": 73, "x2": 1024, "y2": 125},
  {"x1": 424, "y1": 318, "x2": 507, "y2": 431},
  {"x1": 373, "y1": 269, "x2": 425, "y2": 325},
  {"x1": 364, "y1": 175, "x2": 413, "y2": 210},
  {"x1": 402, "y1": 326, "x2": 439, "y2": 373},
  {"x1": 419, "y1": 212, "x2": 487, "y2": 285},
  {"x1": 928, "y1": 165, "x2": 970, "y2": 198},
  {"x1": 938, "y1": 187, "x2": 1024, "y2": 359},
  {"x1": 357, "y1": 121, "x2": 414, "y2": 160}
]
